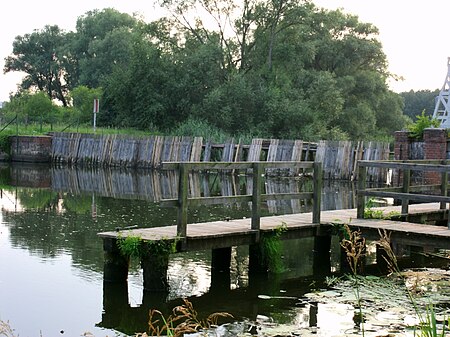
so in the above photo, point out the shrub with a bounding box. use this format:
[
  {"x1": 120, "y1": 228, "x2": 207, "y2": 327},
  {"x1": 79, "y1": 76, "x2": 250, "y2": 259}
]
[{"x1": 407, "y1": 110, "x2": 440, "y2": 139}]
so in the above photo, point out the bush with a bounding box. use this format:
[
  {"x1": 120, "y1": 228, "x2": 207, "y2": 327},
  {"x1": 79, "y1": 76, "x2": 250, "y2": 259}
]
[{"x1": 407, "y1": 110, "x2": 440, "y2": 139}]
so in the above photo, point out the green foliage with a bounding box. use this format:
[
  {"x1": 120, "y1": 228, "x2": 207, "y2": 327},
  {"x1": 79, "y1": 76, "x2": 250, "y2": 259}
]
[
  {"x1": 364, "y1": 198, "x2": 400, "y2": 220},
  {"x1": 4, "y1": 25, "x2": 70, "y2": 106},
  {"x1": 261, "y1": 223, "x2": 287, "y2": 273},
  {"x1": 171, "y1": 118, "x2": 237, "y2": 143},
  {"x1": 419, "y1": 304, "x2": 447, "y2": 337},
  {"x1": 17, "y1": 189, "x2": 59, "y2": 210},
  {"x1": 0, "y1": 131, "x2": 13, "y2": 155},
  {"x1": 117, "y1": 235, "x2": 143, "y2": 258},
  {"x1": 3, "y1": 1, "x2": 410, "y2": 141},
  {"x1": 400, "y1": 89, "x2": 439, "y2": 119},
  {"x1": 117, "y1": 235, "x2": 177, "y2": 259},
  {"x1": 70, "y1": 86, "x2": 103, "y2": 124},
  {"x1": 2, "y1": 91, "x2": 61, "y2": 124},
  {"x1": 407, "y1": 110, "x2": 440, "y2": 140},
  {"x1": 62, "y1": 195, "x2": 93, "y2": 214}
]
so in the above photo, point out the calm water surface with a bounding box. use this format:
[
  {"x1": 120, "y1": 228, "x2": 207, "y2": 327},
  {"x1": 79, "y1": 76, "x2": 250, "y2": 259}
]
[{"x1": 0, "y1": 164, "x2": 357, "y2": 336}]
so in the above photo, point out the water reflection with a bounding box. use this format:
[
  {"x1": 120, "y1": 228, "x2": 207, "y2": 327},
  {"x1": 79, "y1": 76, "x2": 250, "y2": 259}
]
[{"x1": 0, "y1": 163, "x2": 358, "y2": 336}]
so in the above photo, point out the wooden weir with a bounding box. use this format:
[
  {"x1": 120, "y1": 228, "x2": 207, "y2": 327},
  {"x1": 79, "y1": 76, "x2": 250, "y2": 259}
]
[
  {"x1": 98, "y1": 160, "x2": 450, "y2": 292},
  {"x1": 51, "y1": 133, "x2": 390, "y2": 181}
]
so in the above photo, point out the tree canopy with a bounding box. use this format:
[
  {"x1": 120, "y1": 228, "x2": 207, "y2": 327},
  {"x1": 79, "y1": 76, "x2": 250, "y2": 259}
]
[{"x1": 3, "y1": 2, "x2": 409, "y2": 141}]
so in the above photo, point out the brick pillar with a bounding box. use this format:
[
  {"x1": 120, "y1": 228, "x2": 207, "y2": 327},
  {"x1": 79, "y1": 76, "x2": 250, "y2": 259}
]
[
  {"x1": 424, "y1": 128, "x2": 447, "y2": 184},
  {"x1": 394, "y1": 131, "x2": 411, "y2": 160},
  {"x1": 393, "y1": 131, "x2": 411, "y2": 185}
]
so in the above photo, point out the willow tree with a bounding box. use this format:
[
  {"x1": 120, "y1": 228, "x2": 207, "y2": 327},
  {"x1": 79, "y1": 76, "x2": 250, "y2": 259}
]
[{"x1": 4, "y1": 25, "x2": 70, "y2": 106}]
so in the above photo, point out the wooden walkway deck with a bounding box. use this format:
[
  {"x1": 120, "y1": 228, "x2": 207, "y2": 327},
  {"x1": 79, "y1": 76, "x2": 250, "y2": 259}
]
[{"x1": 98, "y1": 202, "x2": 450, "y2": 251}]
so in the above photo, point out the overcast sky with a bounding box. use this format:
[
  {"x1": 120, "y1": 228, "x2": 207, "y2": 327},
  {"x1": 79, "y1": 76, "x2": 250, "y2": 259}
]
[{"x1": 1, "y1": 0, "x2": 449, "y2": 102}]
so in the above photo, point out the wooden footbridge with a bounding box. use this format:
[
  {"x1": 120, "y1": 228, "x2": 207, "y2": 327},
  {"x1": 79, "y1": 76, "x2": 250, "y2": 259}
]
[{"x1": 98, "y1": 160, "x2": 450, "y2": 291}]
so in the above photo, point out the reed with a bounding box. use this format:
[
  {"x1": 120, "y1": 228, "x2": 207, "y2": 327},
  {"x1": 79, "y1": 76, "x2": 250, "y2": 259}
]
[
  {"x1": 376, "y1": 229, "x2": 449, "y2": 337},
  {"x1": 0, "y1": 321, "x2": 16, "y2": 337},
  {"x1": 142, "y1": 298, "x2": 233, "y2": 337},
  {"x1": 340, "y1": 223, "x2": 366, "y2": 336}
]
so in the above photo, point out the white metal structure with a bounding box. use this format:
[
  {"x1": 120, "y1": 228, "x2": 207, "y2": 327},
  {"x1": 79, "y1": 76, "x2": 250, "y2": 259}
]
[{"x1": 433, "y1": 57, "x2": 450, "y2": 128}]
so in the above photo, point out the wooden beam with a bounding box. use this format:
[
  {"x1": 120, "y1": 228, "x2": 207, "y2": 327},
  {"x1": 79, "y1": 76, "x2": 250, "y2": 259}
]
[
  {"x1": 177, "y1": 163, "x2": 188, "y2": 238},
  {"x1": 313, "y1": 162, "x2": 323, "y2": 223},
  {"x1": 357, "y1": 164, "x2": 367, "y2": 219},
  {"x1": 252, "y1": 162, "x2": 263, "y2": 231}
]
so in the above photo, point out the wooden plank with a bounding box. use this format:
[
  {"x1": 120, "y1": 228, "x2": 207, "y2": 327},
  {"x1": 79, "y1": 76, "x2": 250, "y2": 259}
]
[
  {"x1": 290, "y1": 139, "x2": 303, "y2": 175},
  {"x1": 203, "y1": 140, "x2": 212, "y2": 162},
  {"x1": 222, "y1": 138, "x2": 235, "y2": 162},
  {"x1": 99, "y1": 203, "x2": 450, "y2": 252},
  {"x1": 190, "y1": 137, "x2": 203, "y2": 162},
  {"x1": 247, "y1": 139, "x2": 263, "y2": 162},
  {"x1": 359, "y1": 161, "x2": 450, "y2": 173}
]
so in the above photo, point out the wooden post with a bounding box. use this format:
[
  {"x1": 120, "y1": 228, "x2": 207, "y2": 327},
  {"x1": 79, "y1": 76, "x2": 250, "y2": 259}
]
[
  {"x1": 252, "y1": 162, "x2": 263, "y2": 231},
  {"x1": 401, "y1": 169, "x2": 411, "y2": 215},
  {"x1": 141, "y1": 249, "x2": 170, "y2": 292},
  {"x1": 313, "y1": 162, "x2": 322, "y2": 223},
  {"x1": 440, "y1": 160, "x2": 448, "y2": 210},
  {"x1": 210, "y1": 247, "x2": 231, "y2": 292},
  {"x1": 356, "y1": 163, "x2": 367, "y2": 219},
  {"x1": 102, "y1": 238, "x2": 129, "y2": 283},
  {"x1": 313, "y1": 234, "x2": 331, "y2": 276},
  {"x1": 177, "y1": 163, "x2": 189, "y2": 238}
]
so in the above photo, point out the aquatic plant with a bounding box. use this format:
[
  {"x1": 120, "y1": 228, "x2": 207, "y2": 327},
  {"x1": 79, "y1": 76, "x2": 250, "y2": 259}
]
[
  {"x1": 340, "y1": 223, "x2": 366, "y2": 336},
  {"x1": 261, "y1": 222, "x2": 287, "y2": 273},
  {"x1": 117, "y1": 234, "x2": 143, "y2": 258},
  {"x1": 376, "y1": 229, "x2": 449, "y2": 337},
  {"x1": 143, "y1": 298, "x2": 233, "y2": 337},
  {"x1": 117, "y1": 234, "x2": 178, "y2": 259}
]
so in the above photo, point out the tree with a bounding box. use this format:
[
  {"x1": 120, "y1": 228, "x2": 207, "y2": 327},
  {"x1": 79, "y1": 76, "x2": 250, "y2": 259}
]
[
  {"x1": 2, "y1": 91, "x2": 60, "y2": 123},
  {"x1": 70, "y1": 86, "x2": 103, "y2": 124},
  {"x1": 4, "y1": 25, "x2": 70, "y2": 106},
  {"x1": 69, "y1": 8, "x2": 141, "y2": 88},
  {"x1": 400, "y1": 89, "x2": 439, "y2": 120}
]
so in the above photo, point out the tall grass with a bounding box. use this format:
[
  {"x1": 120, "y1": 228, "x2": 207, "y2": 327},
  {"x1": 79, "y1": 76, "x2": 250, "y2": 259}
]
[
  {"x1": 340, "y1": 223, "x2": 366, "y2": 336},
  {"x1": 170, "y1": 118, "x2": 261, "y2": 143}
]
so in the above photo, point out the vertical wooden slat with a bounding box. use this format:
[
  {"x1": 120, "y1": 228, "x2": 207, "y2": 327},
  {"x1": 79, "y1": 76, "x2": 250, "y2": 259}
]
[
  {"x1": 177, "y1": 163, "x2": 189, "y2": 238},
  {"x1": 357, "y1": 163, "x2": 367, "y2": 219},
  {"x1": 441, "y1": 160, "x2": 448, "y2": 210},
  {"x1": 313, "y1": 162, "x2": 322, "y2": 224},
  {"x1": 401, "y1": 169, "x2": 411, "y2": 215},
  {"x1": 251, "y1": 162, "x2": 263, "y2": 231}
]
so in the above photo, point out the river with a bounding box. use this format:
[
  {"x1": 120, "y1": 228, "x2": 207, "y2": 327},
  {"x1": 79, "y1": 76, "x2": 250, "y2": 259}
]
[{"x1": 0, "y1": 163, "x2": 361, "y2": 336}]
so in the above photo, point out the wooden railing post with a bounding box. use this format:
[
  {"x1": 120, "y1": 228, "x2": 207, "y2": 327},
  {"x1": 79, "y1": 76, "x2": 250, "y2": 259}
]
[
  {"x1": 313, "y1": 162, "x2": 322, "y2": 223},
  {"x1": 356, "y1": 163, "x2": 367, "y2": 219},
  {"x1": 177, "y1": 163, "x2": 189, "y2": 238},
  {"x1": 401, "y1": 168, "x2": 411, "y2": 215},
  {"x1": 251, "y1": 162, "x2": 263, "y2": 230},
  {"x1": 441, "y1": 160, "x2": 448, "y2": 210}
]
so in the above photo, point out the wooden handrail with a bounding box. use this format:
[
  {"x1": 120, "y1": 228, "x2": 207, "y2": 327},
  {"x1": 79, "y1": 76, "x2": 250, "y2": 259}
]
[
  {"x1": 357, "y1": 160, "x2": 449, "y2": 219},
  {"x1": 160, "y1": 161, "x2": 322, "y2": 239}
]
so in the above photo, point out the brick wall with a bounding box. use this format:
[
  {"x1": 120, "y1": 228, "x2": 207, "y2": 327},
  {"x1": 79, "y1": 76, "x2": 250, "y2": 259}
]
[
  {"x1": 10, "y1": 135, "x2": 52, "y2": 162},
  {"x1": 394, "y1": 128, "x2": 448, "y2": 185},
  {"x1": 393, "y1": 131, "x2": 411, "y2": 184},
  {"x1": 394, "y1": 131, "x2": 411, "y2": 160},
  {"x1": 423, "y1": 128, "x2": 448, "y2": 184}
]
